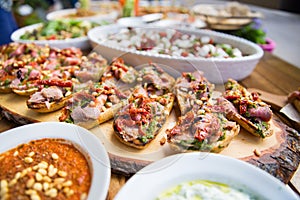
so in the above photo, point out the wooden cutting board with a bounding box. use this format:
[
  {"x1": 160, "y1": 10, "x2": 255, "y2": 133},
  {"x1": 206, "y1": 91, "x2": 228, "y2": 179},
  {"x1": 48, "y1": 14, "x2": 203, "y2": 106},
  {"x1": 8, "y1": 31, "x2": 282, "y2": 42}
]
[{"x1": 0, "y1": 92, "x2": 299, "y2": 184}]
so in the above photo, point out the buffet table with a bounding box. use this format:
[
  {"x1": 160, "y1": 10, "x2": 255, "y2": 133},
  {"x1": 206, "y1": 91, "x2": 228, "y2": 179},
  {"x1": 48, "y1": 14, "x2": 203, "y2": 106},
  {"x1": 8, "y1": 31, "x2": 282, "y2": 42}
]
[{"x1": 0, "y1": 52, "x2": 299, "y2": 199}]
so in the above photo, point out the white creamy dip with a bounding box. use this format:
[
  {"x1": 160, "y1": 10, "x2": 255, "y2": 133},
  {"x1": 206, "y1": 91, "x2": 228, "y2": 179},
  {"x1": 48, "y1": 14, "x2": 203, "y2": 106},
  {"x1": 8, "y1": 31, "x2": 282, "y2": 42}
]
[{"x1": 157, "y1": 180, "x2": 253, "y2": 200}]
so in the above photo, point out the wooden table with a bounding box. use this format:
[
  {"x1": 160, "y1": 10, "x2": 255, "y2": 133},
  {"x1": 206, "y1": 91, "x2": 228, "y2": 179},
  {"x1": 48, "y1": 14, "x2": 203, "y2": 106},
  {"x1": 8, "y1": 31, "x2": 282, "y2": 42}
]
[{"x1": 0, "y1": 52, "x2": 299, "y2": 199}]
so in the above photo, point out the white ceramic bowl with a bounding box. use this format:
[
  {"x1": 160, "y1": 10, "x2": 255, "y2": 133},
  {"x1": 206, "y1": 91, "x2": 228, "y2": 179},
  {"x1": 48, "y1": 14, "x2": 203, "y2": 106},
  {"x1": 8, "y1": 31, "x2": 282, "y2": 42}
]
[
  {"x1": 88, "y1": 24, "x2": 264, "y2": 84},
  {"x1": 0, "y1": 122, "x2": 111, "y2": 200},
  {"x1": 46, "y1": 8, "x2": 119, "y2": 23},
  {"x1": 11, "y1": 23, "x2": 91, "y2": 50},
  {"x1": 114, "y1": 152, "x2": 298, "y2": 200}
]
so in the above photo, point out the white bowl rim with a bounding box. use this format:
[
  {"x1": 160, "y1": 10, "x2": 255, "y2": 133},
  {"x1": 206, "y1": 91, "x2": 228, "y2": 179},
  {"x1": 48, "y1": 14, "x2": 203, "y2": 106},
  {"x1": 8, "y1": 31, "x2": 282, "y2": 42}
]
[
  {"x1": 114, "y1": 152, "x2": 298, "y2": 200},
  {"x1": 11, "y1": 23, "x2": 89, "y2": 44},
  {"x1": 46, "y1": 8, "x2": 119, "y2": 21},
  {"x1": 0, "y1": 122, "x2": 111, "y2": 200},
  {"x1": 88, "y1": 24, "x2": 264, "y2": 63}
]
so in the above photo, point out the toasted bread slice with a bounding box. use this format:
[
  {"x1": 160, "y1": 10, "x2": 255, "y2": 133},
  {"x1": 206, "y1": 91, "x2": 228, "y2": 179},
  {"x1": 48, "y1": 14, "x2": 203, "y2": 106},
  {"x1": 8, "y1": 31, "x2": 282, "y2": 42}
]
[
  {"x1": 59, "y1": 83, "x2": 128, "y2": 129},
  {"x1": 12, "y1": 87, "x2": 39, "y2": 96},
  {"x1": 174, "y1": 71, "x2": 214, "y2": 115},
  {"x1": 167, "y1": 105, "x2": 240, "y2": 153},
  {"x1": 0, "y1": 86, "x2": 12, "y2": 93},
  {"x1": 27, "y1": 86, "x2": 72, "y2": 113},
  {"x1": 223, "y1": 79, "x2": 273, "y2": 138},
  {"x1": 288, "y1": 88, "x2": 300, "y2": 113},
  {"x1": 113, "y1": 92, "x2": 175, "y2": 149},
  {"x1": 136, "y1": 63, "x2": 175, "y2": 94},
  {"x1": 61, "y1": 100, "x2": 127, "y2": 130}
]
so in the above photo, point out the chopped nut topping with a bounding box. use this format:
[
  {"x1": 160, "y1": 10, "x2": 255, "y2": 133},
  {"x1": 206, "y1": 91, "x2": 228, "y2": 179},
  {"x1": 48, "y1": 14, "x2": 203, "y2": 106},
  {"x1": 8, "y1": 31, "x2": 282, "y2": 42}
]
[
  {"x1": 66, "y1": 189, "x2": 74, "y2": 197},
  {"x1": 58, "y1": 170, "x2": 67, "y2": 177},
  {"x1": 8, "y1": 179, "x2": 17, "y2": 186},
  {"x1": 35, "y1": 173, "x2": 43, "y2": 182},
  {"x1": 43, "y1": 182, "x2": 49, "y2": 191},
  {"x1": 14, "y1": 172, "x2": 21, "y2": 180},
  {"x1": 45, "y1": 188, "x2": 58, "y2": 198},
  {"x1": 54, "y1": 178, "x2": 65, "y2": 185},
  {"x1": 62, "y1": 180, "x2": 73, "y2": 187},
  {"x1": 13, "y1": 151, "x2": 19, "y2": 157},
  {"x1": 28, "y1": 152, "x2": 35, "y2": 157},
  {"x1": 43, "y1": 176, "x2": 52, "y2": 183},
  {"x1": 30, "y1": 194, "x2": 41, "y2": 200},
  {"x1": 25, "y1": 189, "x2": 37, "y2": 195},
  {"x1": 254, "y1": 149, "x2": 261, "y2": 157},
  {"x1": 24, "y1": 157, "x2": 34, "y2": 163},
  {"x1": 1, "y1": 180, "x2": 8, "y2": 188},
  {"x1": 48, "y1": 165, "x2": 58, "y2": 177},
  {"x1": 38, "y1": 161, "x2": 48, "y2": 169},
  {"x1": 33, "y1": 182, "x2": 43, "y2": 191},
  {"x1": 26, "y1": 178, "x2": 35, "y2": 188},
  {"x1": 81, "y1": 193, "x2": 87, "y2": 200},
  {"x1": 38, "y1": 168, "x2": 47, "y2": 176},
  {"x1": 51, "y1": 153, "x2": 59, "y2": 160}
]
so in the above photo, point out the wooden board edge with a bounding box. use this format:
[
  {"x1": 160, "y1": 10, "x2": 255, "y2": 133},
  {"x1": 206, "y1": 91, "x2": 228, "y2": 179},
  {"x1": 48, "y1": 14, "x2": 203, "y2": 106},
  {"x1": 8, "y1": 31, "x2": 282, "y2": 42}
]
[
  {"x1": 241, "y1": 118, "x2": 300, "y2": 184},
  {"x1": 1, "y1": 106, "x2": 299, "y2": 183},
  {"x1": 1, "y1": 106, "x2": 38, "y2": 125},
  {"x1": 108, "y1": 152, "x2": 152, "y2": 176}
]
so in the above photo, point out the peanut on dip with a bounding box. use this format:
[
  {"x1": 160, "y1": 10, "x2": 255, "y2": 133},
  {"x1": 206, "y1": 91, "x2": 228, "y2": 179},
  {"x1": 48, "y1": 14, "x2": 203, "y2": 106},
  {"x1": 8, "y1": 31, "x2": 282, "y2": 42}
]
[{"x1": 0, "y1": 138, "x2": 91, "y2": 200}]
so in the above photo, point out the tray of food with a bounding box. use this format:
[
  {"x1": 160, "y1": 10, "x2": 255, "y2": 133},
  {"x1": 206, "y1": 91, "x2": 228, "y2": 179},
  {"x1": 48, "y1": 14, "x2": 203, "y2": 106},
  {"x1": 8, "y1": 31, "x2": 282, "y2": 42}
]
[{"x1": 0, "y1": 42, "x2": 298, "y2": 183}]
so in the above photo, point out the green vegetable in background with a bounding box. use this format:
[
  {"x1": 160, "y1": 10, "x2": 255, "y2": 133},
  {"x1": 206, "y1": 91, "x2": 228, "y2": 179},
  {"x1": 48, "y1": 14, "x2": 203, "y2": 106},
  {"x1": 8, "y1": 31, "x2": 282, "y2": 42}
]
[
  {"x1": 231, "y1": 18, "x2": 267, "y2": 44},
  {"x1": 20, "y1": 20, "x2": 100, "y2": 40}
]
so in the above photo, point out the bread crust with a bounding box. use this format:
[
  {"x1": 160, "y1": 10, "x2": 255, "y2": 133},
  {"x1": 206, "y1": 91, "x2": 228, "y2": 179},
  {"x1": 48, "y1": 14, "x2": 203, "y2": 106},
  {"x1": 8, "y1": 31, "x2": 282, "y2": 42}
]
[
  {"x1": 223, "y1": 79, "x2": 273, "y2": 138},
  {"x1": 113, "y1": 94, "x2": 175, "y2": 149},
  {"x1": 0, "y1": 86, "x2": 12, "y2": 93},
  {"x1": 26, "y1": 95, "x2": 72, "y2": 113},
  {"x1": 174, "y1": 71, "x2": 214, "y2": 115},
  {"x1": 167, "y1": 110, "x2": 240, "y2": 153},
  {"x1": 12, "y1": 88, "x2": 39, "y2": 96}
]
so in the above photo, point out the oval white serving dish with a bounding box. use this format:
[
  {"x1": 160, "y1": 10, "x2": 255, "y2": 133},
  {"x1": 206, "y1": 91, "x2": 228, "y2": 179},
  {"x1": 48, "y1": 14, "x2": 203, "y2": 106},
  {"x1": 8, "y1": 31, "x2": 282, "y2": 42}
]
[
  {"x1": 88, "y1": 24, "x2": 263, "y2": 84},
  {"x1": 11, "y1": 23, "x2": 91, "y2": 50},
  {"x1": 0, "y1": 122, "x2": 111, "y2": 200},
  {"x1": 114, "y1": 152, "x2": 298, "y2": 200}
]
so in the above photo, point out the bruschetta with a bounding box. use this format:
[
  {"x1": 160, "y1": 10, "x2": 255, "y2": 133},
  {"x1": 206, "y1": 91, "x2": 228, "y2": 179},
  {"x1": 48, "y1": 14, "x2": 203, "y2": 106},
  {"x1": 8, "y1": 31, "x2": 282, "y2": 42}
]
[
  {"x1": 113, "y1": 63, "x2": 176, "y2": 149},
  {"x1": 59, "y1": 81, "x2": 127, "y2": 129},
  {"x1": 113, "y1": 86, "x2": 175, "y2": 149},
  {"x1": 101, "y1": 58, "x2": 138, "y2": 87},
  {"x1": 167, "y1": 101, "x2": 240, "y2": 153},
  {"x1": 223, "y1": 79, "x2": 273, "y2": 138},
  {"x1": 26, "y1": 79, "x2": 73, "y2": 113},
  {"x1": 174, "y1": 71, "x2": 214, "y2": 115}
]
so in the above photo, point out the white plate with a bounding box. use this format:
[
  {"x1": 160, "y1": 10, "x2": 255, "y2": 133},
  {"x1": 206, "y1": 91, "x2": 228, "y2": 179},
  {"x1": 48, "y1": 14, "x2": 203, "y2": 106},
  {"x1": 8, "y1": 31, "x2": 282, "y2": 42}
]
[
  {"x1": 11, "y1": 23, "x2": 91, "y2": 50},
  {"x1": 88, "y1": 24, "x2": 263, "y2": 84},
  {"x1": 0, "y1": 122, "x2": 111, "y2": 200},
  {"x1": 116, "y1": 17, "x2": 146, "y2": 26},
  {"x1": 115, "y1": 152, "x2": 298, "y2": 200},
  {"x1": 46, "y1": 8, "x2": 118, "y2": 23}
]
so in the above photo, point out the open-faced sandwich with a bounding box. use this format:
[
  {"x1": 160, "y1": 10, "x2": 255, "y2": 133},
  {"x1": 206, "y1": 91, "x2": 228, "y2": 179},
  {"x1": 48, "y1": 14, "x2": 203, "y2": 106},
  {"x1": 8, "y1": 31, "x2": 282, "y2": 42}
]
[
  {"x1": 113, "y1": 86, "x2": 175, "y2": 149},
  {"x1": 59, "y1": 81, "x2": 128, "y2": 129},
  {"x1": 74, "y1": 52, "x2": 108, "y2": 83},
  {"x1": 10, "y1": 65, "x2": 44, "y2": 96},
  {"x1": 101, "y1": 58, "x2": 138, "y2": 87},
  {"x1": 174, "y1": 71, "x2": 214, "y2": 115},
  {"x1": 288, "y1": 87, "x2": 300, "y2": 113},
  {"x1": 167, "y1": 71, "x2": 239, "y2": 152},
  {"x1": 223, "y1": 79, "x2": 273, "y2": 138},
  {"x1": 113, "y1": 63, "x2": 176, "y2": 149},
  {"x1": 167, "y1": 105, "x2": 240, "y2": 153},
  {"x1": 26, "y1": 79, "x2": 73, "y2": 113},
  {"x1": 0, "y1": 43, "x2": 84, "y2": 96}
]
